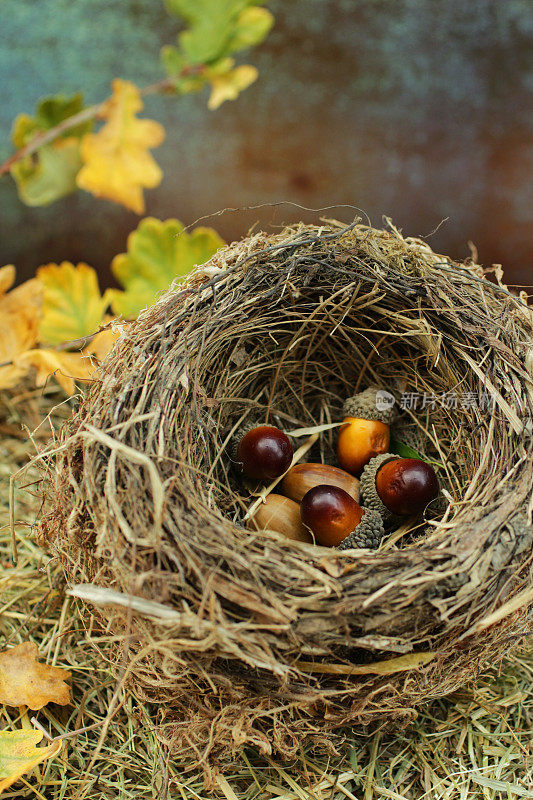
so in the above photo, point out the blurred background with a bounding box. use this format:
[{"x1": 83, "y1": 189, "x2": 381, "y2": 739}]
[{"x1": 1, "y1": 0, "x2": 532, "y2": 287}]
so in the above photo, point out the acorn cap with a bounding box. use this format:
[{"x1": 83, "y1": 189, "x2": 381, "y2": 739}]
[
  {"x1": 360, "y1": 453, "x2": 403, "y2": 525},
  {"x1": 342, "y1": 387, "x2": 398, "y2": 425},
  {"x1": 428, "y1": 492, "x2": 448, "y2": 516},
  {"x1": 393, "y1": 423, "x2": 428, "y2": 456},
  {"x1": 228, "y1": 419, "x2": 264, "y2": 463},
  {"x1": 337, "y1": 508, "x2": 385, "y2": 550}
]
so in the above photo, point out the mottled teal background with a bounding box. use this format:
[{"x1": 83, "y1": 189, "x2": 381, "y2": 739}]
[{"x1": 1, "y1": 0, "x2": 532, "y2": 286}]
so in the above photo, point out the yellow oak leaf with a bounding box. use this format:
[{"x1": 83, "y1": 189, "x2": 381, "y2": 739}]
[
  {"x1": 0, "y1": 265, "x2": 16, "y2": 297},
  {"x1": 0, "y1": 730, "x2": 62, "y2": 793},
  {"x1": 207, "y1": 61, "x2": 258, "y2": 110},
  {"x1": 0, "y1": 276, "x2": 43, "y2": 390},
  {"x1": 16, "y1": 349, "x2": 97, "y2": 396},
  {"x1": 16, "y1": 321, "x2": 124, "y2": 395},
  {"x1": 37, "y1": 262, "x2": 111, "y2": 345},
  {"x1": 0, "y1": 642, "x2": 71, "y2": 710},
  {"x1": 77, "y1": 79, "x2": 165, "y2": 214}
]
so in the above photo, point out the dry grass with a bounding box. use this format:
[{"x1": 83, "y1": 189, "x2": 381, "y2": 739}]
[{"x1": 1, "y1": 370, "x2": 533, "y2": 794}]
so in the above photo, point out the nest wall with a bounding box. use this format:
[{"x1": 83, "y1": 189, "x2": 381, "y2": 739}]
[{"x1": 41, "y1": 221, "x2": 533, "y2": 766}]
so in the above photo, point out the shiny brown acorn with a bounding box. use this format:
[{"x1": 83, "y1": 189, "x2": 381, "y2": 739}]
[
  {"x1": 281, "y1": 463, "x2": 360, "y2": 504},
  {"x1": 376, "y1": 458, "x2": 439, "y2": 516},
  {"x1": 249, "y1": 494, "x2": 313, "y2": 543},
  {"x1": 236, "y1": 425, "x2": 293, "y2": 482},
  {"x1": 300, "y1": 484, "x2": 364, "y2": 547},
  {"x1": 337, "y1": 417, "x2": 390, "y2": 475}
]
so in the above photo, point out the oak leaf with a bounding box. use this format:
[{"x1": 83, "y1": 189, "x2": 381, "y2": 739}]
[
  {"x1": 77, "y1": 80, "x2": 165, "y2": 214},
  {"x1": 207, "y1": 59, "x2": 258, "y2": 109},
  {"x1": 16, "y1": 349, "x2": 96, "y2": 396},
  {"x1": 162, "y1": 3, "x2": 272, "y2": 103},
  {"x1": 85, "y1": 323, "x2": 126, "y2": 361},
  {"x1": 0, "y1": 265, "x2": 16, "y2": 297},
  {"x1": 12, "y1": 94, "x2": 92, "y2": 149},
  {"x1": 10, "y1": 93, "x2": 92, "y2": 207},
  {"x1": 160, "y1": 48, "x2": 208, "y2": 94},
  {"x1": 0, "y1": 642, "x2": 71, "y2": 710},
  {"x1": 0, "y1": 274, "x2": 43, "y2": 390},
  {"x1": 0, "y1": 730, "x2": 62, "y2": 793},
  {"x1": 17, "y1": 322, "x2": 125, "y2": 396},
  {"x1": 164, "y1": 0, "x2": 273, "y2": 65},
  {"x1": 37, "y1": 262, "x2": 111, "y2": 345},
  {"x1": 109, "y1": 217, "x2": 225, "y2": 318},
  {"x1": 226, "y1": 5, "x2": 274, "y2": 53},
  {"x1": 12, "y1": 140, "x2": 85, "y2": 208}
]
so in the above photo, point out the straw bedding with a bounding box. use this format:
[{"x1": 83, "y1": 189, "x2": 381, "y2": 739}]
[{"x1": 40, "y1": 219, "x2": 533, "y2": 766}]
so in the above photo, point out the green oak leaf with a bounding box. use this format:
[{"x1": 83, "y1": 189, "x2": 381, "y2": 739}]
[
  {"x1": 160, "y1": 46, "x2": 208, "y2": 93},
  {"x1": 227, "y1": 6, "x2": 273, "y2": 53},
  {"x1": 109, "y1": 217, "x2": 225, "y2": 318},
  {"x1": 12, "y1": 93, "x2": 92, "y2": 148},
  {"x1": 389, "y1": 439, "x2": 425, "y2": 460},
  {"x1": 389, "y1": 439, "x2": 443, "y2": 469},
  {"x1": 163, "y1": 0, "x2": 272, "y2": 66},
  {"x1": 10, "y1": 93, "x2": 92, "y2": 206},
  {"x1": 11, "y1": 141, "x2": 83, "y2": 206}
]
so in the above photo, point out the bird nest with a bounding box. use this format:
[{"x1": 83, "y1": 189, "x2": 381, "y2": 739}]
[{"x1": 40, "y1": 219, "x2": 533, "y2": 768}]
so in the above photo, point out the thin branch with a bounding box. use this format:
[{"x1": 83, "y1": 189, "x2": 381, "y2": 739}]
[{"x1": 0, "y1": 76, "x2": 177, "y2": 178}]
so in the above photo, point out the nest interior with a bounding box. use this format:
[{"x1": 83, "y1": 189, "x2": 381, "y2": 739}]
[{"x1": 41, "y1": 220, "x2": 533, "y2": 766}]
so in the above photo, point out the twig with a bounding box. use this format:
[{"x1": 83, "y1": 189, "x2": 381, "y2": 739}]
[
  {"x1": 0, "y1": 105, "x2": 101, "y2": 178},
  {"x1": 9, "y1": 472, "x2": 18, "y2": 565},
  {"x1": 31, "y1": 716, "x2": 107, "y2": 743}
]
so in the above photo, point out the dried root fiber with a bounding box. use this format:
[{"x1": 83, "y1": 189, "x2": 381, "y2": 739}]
[{"x1": 40, "y1": 219, "x2": 533, "y2": 768}]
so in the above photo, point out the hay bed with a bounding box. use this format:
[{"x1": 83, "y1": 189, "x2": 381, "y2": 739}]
[{"x1": 40, "y1": 219, "x2": 533, "y2": 766}]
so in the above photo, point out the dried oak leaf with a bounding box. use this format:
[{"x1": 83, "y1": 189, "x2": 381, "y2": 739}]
[
  {"x1": 0, "y1": 270, "x2": 43, "y2": 390},
  {"x1": 0, "y1": 730, "x2": 62, "y2": 793},
  {"x1": 0, "y1": 642, "x2": 71, "y2": 710},
  {"x1": 0, "y1": 265, "x2": 16, "y2": 297},
  {"x1": 16, "y1": 349, "x2": 96, "y2": 396},
  {"x1": 77, "y1": 79, "x2": 165, "y2": 214},
  {"x1": 85, "y1": 323, "x2": 126, "y2": 360},
  {"x1": 19, "y1": 322, "x2": 124, "y2": 396}
]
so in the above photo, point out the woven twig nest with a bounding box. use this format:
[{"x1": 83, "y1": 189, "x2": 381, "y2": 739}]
[{"x1": 40, "y1": 220, "x2": 533, "y2": 768}]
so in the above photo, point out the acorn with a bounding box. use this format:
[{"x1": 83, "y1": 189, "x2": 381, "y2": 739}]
[
  {"x1": 281, "y1": 463, "x2": 360, "y2": 504},
  {"x1": 300, "y1": 485, "x2": 364, "y2": 547},
  {"x1": 376, "y1": 458, "x2": 439, "y2": 516},
  {"x1": 336, "y1": 387, "x2": 396, "y2": 475},
  {"x1": 235, "y1": 425, "x2": 293, "y2": 482},
  {"x1": 249, "y1": 494, "x2": 313, "y2": 543},
  {"x1": 361, "y1": 453, "x2": 438, "y2": 521}
]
